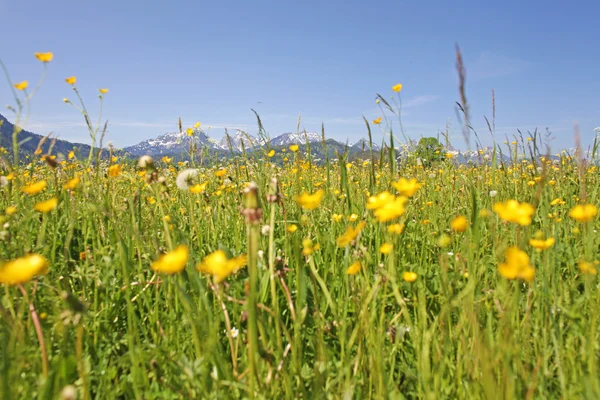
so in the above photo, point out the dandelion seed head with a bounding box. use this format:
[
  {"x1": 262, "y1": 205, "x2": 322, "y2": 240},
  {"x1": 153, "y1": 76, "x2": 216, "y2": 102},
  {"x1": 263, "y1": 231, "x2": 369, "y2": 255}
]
[{"x1": 176, "y1": 168, "x2": 199, "y2": 190}]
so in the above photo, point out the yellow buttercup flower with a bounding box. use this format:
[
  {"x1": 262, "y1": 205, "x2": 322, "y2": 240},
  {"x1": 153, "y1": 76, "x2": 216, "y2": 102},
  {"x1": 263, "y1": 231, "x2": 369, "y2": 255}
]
[
  {"x1": 402, "y1": 271, "x2": 417, "y2": 282},
  {"x1": 379, "y1": 243, "x2": 393, "y2": 254},
  {"x1": 529, "y1": 237, "x2": 555, "y2": 250},
  {"x1": 68, "y1": 151, "x2": 75, "y2": 160},
  {"x1": 22, "y1": 180, "x2": 47, "y2": 195},
  {"x1": 186, "y1": 127, "x2": 194, "y2": 136},
  {"x1": 14, "y1": 81, "x2": 29, "y2": 91},
  {"x1": 65, "y1": 76, "x2": 77, "y2": 85},
  {"x1": 215, "y1": 168, "x2": 227, "y2": 177},
  {"x1": 392, "y1": 178, "x2": 422, "y2": 197},
  {"x1": 34, "y1": 198, "x2": 58, "y2": 213},
  {"x1": 366, "y1": 191, "x2": 395, "y2": 210},
  {"x1": 197, "y1": 250, "x2": 247, "y2": 283},
  {"x1": 287, "y1": 224, "x2": 298, "y2": 233},
  {"x1": 498, "y1": 247, "x2": 535, "y2": 282},
  {"x1": 267, "y1": 149, "x2": 276, "y2": 157},
  {"x1": 34, "y1": 52, "x2": 54, "y2": 63},
  {"x1": 108, "y1": 165, "x2": 122, "y2": 177},
  {"x1": 372, "y1": 117, "x2": 382, "y2": 125},
  {"x1": 63, "y1": 177, "x2": 80, "y2": 190},
  {"x1": 387, "y1": 223, "x2": 405, "y2": 235},
  {"x1": 450, "y1": 215, "x2": 468, "y2": 232},
  {"x1": 151, "y1": 245, "x2": 189, "y2": 275},
  {"x1": 374, "y1": 196, "x2": 408, "y2": 222},
  {"x1": 346, "y1": 261, "x2": 361, "y2": 275},
  {"x1": 568, "y1": 204, "x2": 598, "y2": 222},
  {"x1": 289, "y1": 144, "x2": 299, "y2": 152},
  {"x1": 302, "y1": 238, "x2": 320, "y2": 256},
  {"x1": 99, "y1": 88, "x2": 109, "y2": 94},
  {"x1": 194, "y1": 122, "x2": 201, "y2": 129},
  {"x1": 392, "y1": 83, "x2": 403, "y2": 93},
  {"x1": 189, "y1": 182, "x2": 208, "y2": 194},
  {"x1": 493, "y1": 200, "x2": 535, "y2": 226},
  {"x1": 295, "y1": 190, "x2": 324, "y2": 210},
  {"x1": 5, "y1": 206, "x2": 17, "y2": 215},
  {"x1": 578, "y1": 260, "x2": 598, "y2": 276},
  {"x1": 332, "y1": 213, "x2": 343, "y2": 222},
  {"x1": 0, "y1": 254, "x2": 49, "y2": 285},
  {"x1": 337, "y1": 221, "x2": 366, "y2": 247}
]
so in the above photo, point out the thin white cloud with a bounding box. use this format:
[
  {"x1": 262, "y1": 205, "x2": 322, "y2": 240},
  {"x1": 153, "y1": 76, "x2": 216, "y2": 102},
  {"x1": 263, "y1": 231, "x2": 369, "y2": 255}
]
[
  {"x1": 469, "y1": 51, "x2": 531, "y2": 80},
  {"x1": 403, "y1": 95, "x2": 440, "y2": 109},
  {"x1": 111, "y1": 121, "x2": 174, "y2": 128}
]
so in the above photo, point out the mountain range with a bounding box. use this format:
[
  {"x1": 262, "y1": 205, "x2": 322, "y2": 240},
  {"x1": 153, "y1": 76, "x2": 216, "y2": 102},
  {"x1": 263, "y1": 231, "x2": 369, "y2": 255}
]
[
  {"x1": 0, "y1": 113, "x2": 94, "y2": 160},
  {"x1": 0, "y1": 113, "x2": 530, "y2": 164}
]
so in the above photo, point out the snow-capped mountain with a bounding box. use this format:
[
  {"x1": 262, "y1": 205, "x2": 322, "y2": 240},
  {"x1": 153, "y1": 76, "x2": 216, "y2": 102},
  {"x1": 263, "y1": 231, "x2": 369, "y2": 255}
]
[
  {"x1": 217, "y1": 130, "x2": 261, "y2": 152},
  {"x1": 269, "y1": 132, "x2": 322, "y2": 147},
  {"x1": 351, "y1": 139, "x2": 381, "y2": 152},
  {"x1": 123, "y1": 130, "x2": 211, "y2": 156}
]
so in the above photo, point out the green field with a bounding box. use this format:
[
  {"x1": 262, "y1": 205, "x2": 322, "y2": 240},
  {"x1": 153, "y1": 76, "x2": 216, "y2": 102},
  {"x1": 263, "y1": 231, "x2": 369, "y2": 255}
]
[{"x1": 1, "y1": 53, "x2": 600, "y2": 399}]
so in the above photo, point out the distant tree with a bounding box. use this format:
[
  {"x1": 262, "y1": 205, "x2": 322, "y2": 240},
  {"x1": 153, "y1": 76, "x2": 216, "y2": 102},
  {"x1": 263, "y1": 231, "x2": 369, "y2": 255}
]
[{"x1": 415, "y1": 137, "x2": 445, "y2": 166}]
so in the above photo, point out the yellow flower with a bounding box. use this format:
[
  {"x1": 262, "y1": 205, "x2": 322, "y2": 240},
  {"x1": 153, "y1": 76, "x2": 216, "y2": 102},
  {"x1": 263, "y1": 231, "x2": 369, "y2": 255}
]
[
  {"x1": 5, "y1": 206, "x2": 17, "y2": 215},
  {"x1": 0, "y1": 254, "x2": 49, "y2": 285},
  {"x1": 13, "y1": 81, "x2": 29, "y2": 91},
  {"x1": 68, "y1": 151, "x2": 75, "y2": 160},
  {"x1": 498, "y1": 247, "x2": 535, "y2": 282},
  {"x1": 380, "y1": 243, "x2": 393, "y2": 254},
  {"x1": 336, "y1": 221, "x2": 366, "y2": 247},
  {"x1": 392, "y1": 178, "x2": 422, "y2": 197},
  {"x1": 189, "y1": 182, "x2": 208, "y2": 194},
  {"x1": 186, "y1": 127, "x2": 194, "y2": 136},
  {"x1": 392, "y1": 83, "x2": 403, "y2": 93},
  {"x1": 34, "y1": 197, "x2": 58, "y2": 213},
  {"x1": 151, "y1": 245, "x2": 189, "y2": 275},
  {"x1": 550, "y1": 198, "x2": 564, "y2": 206},
  {"x1": 215, "y1": 168, "x2": 227, "y2": 177},
  {"x1": 302, "y1": 238, "x2": 320, "y2": 256},
  {"x1": 348, "y1": 213, "x2": 358, "y2": 222},
  {"x1": 332, "y1": 213, "x2": 343, "y2": 222},
  {"x1": 99, "y1": 88, "x2": 109, "y2": 94},
  {"x1": 529, "y1": 237, "x2": 555, "y2": 250},
  {"x1": 22, "y1": 180, "x2": 47, "y2": 195},
  {"x1": 366, "y1": 191, "x2": 395, "y2": 210},
  {"x1": 197, "y1": 250, "x2": 247, "y2": 283},
  {"x1": 289, "y1": 144, "x2": 299, "y2": 152},
  {"x1": 161, "y1": 156, "x2": 172, "y2": 164},
  {"x1": 65, "y1": 76, "x2": 77, "y2": 85},
  {"x1": 450, "y1": 215, "x2": 468, "y2": 232},
  {"x1": 374, "y1": 196, "x2": 408, "y2": 222},
  {"x1": 194, "y1": 122, "x2": 201, "y2": 129},
  {"x1": 387, "y1": 223, "x2": 405, "y2": 235},
  {"x1": 372, "y1": 117, "x2": 382, "y2": 125},
  {"x1": 578, "y1": 260, "x2": 598, "y2": 276},
  {"x1": 568, "y1": 204, "x2": 598, "y2": 222},
  {"x1": 346, "y1": 261, "x2": 361, "y2": 275},
  {"x1": 493, "y1": 200, "x2": 535, "y2": 226},
  {"x1": 147, "y1": 196, "x2": 156, "y2": 205},
  {"x1": 437, "y1": 234, "x2": 452, "y2": 247},
  {"x1": 287, "y1": 224, "x2": 298, "y2": 233},
  {"x1": 108, "y1": 165, "x2": 122, "y2": 177},
  {"x1": 295, "y1": 189, "x2": 324, "y2": 210},
  {"x1": 63, "y1": 177, "x2": 80, "y2": 190},
  {"x1": 402, "y1": 271, "x2": 417, "y2": 282},
  {"x1": 267, "y1": 149, "x2": 276, "y2": 157},
  {"x1": 34, "y1": 52, "x2": 54, "y2": 63}
]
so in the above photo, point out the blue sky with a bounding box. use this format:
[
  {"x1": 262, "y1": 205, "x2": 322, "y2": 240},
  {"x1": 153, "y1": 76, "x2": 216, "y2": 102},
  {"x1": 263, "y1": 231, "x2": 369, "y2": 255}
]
[{"x1": 1, "y1": 0, "x2": 599, "y2": 151}]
